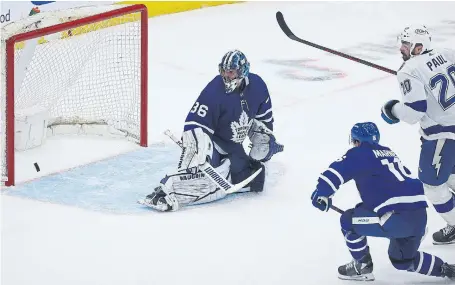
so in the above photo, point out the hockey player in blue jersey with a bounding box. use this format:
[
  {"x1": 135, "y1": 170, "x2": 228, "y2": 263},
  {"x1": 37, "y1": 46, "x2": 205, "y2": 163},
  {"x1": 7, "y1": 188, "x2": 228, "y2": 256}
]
[
  {"x1": 311, "y1": 122, "x2": 455, "y2": 281},
  {"x1": 381, "y1": 25, "x2": 455, "y2": 244},
  {"x1": 141, "y1": 50, "x2": 283, "y2": 211}
]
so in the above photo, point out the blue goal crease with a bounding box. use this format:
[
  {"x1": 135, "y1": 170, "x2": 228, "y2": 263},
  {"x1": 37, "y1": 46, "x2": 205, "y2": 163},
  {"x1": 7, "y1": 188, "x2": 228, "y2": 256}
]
[{"x1": 2, "y1": 144, "x2": 181, "y2": 215}]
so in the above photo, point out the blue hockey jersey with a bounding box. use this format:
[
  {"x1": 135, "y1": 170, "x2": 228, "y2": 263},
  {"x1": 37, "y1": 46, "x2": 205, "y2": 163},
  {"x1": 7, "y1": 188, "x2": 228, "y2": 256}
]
[
  {"x1": 184, "y1": 73, "x2": 273, "y2": 155},
  {"x1": 316, "y1": 143, "x2": 428, "y2": 216}
]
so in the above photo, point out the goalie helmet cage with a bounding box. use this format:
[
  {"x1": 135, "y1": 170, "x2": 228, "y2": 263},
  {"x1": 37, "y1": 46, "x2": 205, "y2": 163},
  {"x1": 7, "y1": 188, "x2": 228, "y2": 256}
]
[{"x1": 1, "y1": 4, "x2": 148, "y2": 186}]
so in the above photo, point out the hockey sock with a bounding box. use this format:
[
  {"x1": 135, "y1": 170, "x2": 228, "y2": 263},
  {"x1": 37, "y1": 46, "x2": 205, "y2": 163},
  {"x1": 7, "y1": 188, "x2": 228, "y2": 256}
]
[
  {"x1": 342, "y1": 229, "x2": 369, "y2": 260},
  {"x1": 410, "y1": 252, "x2": 444, "y2": 277}
]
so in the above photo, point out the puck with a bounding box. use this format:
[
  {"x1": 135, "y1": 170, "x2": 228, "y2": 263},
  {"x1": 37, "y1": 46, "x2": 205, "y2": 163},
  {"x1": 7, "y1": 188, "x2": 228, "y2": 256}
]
[{"x1": 34, "y1": 162, "x2": 40, "y2": 172}]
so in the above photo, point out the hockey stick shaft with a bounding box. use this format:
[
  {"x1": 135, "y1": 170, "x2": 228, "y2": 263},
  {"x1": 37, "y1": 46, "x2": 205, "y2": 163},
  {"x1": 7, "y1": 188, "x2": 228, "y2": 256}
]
[
  {"x1": 165, "y1": 129, "x2": 184, "y2": 148},
  {"x1": 163, "y1": 129, "x2": 263, "y2": 194},
  {"x1": 330, "y1": 204, "x2": 344, "y2": 214},
  {"x1": 276, "y1": 11, "x2": 397, "y2": 76}
]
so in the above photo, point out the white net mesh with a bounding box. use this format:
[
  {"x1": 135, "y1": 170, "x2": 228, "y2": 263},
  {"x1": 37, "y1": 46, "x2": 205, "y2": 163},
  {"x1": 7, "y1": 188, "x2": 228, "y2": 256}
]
[{"x1": 0, "y1": 4, "x2": 146, "y2": 184}]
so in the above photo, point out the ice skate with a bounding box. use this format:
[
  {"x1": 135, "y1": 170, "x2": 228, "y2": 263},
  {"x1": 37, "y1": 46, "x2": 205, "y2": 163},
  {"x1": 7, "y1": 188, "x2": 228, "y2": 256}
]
[
  {"x1": 338, "y1": 253, "x2": 375, "y2": 281},
  {"x1": 441, "y1": 263, "x2": 455, "y2": 280},
  {"x1": 138, "y1": 185, "x2": 179, "y2": 212},
  {"x1": 433, "y1": 224, "x2": 455, "y2": 245}
]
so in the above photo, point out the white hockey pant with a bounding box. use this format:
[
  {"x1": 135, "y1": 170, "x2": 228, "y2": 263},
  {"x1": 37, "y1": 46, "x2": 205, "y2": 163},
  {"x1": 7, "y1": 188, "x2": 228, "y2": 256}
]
[{"x1": 424, "y1": 174, "x2": 455, "y2": 226}]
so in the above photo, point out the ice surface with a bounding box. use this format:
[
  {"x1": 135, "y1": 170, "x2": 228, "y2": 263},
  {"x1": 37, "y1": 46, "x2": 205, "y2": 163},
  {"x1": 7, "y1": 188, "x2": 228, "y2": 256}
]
[{"x1": 2, "y1": 2, "x2": 455, "y2": 285}]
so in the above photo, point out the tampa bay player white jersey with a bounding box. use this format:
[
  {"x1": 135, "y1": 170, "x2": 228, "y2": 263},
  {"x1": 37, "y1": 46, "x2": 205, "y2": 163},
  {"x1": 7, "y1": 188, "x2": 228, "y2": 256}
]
[{"x1": 392, "y1": 48, "x2": 455, "y2": 140}]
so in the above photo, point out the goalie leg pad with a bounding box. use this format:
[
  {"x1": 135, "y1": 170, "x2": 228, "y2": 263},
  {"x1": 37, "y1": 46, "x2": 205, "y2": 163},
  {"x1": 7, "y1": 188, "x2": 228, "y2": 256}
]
[
  {"x1": 178, "y1": 128, "x2": 214, "y2": 173},
  {"x1": 155, "y1": 158, "x2": 232, "y2": 208}
]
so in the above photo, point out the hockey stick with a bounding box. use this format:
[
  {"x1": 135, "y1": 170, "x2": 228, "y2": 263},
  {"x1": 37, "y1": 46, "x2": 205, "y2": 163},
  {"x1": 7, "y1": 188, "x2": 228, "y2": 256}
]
[
  {"x1": 330, "y1": 204, "x2": 344, "y2": 214},
  {"x1": 164, "y1": 129, "x2": 263, "y2": 194},
  {"x1": 276, "y1": 11, "x2": 397, "y2": 76}
]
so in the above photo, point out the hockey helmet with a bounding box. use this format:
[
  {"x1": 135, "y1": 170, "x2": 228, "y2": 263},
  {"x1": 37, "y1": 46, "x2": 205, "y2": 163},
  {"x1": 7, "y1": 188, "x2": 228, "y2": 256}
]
[
  {"x1": 350, "y1": 122, "x2": 380, "y2": 145},
  {"x1": 398, "y1": 25, "x2": 432, "y2": 57},
  {"x1": 218, "y1": 50, "x2": 250, "y2": 93}
]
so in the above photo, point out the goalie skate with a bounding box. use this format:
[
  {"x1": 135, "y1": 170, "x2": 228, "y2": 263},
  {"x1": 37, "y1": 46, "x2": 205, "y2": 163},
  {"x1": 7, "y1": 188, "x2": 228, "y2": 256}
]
[
  {"x1": 338, "y1": 253, "x2": 375, "y2": 281},
  {"x1": 137, "y1": 186, "x2": 179, "y2": 212}
]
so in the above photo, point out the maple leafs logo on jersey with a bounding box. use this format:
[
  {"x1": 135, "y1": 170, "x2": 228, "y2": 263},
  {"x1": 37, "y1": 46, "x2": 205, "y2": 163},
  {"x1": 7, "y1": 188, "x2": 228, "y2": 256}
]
[{"x1": 230, "y1": 111, "x2": 252, "y2": 143}]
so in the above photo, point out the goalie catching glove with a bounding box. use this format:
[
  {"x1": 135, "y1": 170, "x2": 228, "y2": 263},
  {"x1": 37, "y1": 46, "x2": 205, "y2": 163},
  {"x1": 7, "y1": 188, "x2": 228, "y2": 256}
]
[
  {"x1": 248, "y1": 120, "x2": 284, "y2": 162},
  {"x1": 177, "y1": 128, "x2": 214, "y2": 173}
]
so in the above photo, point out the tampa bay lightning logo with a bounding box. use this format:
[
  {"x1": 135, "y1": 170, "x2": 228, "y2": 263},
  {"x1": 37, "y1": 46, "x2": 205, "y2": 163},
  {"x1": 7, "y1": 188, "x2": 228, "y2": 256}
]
[{"x1": 230, "y1": 111, "x2": 252, "y2": 143}]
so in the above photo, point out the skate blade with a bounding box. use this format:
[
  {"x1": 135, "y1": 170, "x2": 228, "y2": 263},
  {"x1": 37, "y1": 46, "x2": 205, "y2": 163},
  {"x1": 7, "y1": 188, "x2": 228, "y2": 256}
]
[
  {"x1": 137, "y1": 199, "x2": 147, "y2": 205},
  {"x1": 338, "y1": 273, "x2": 375, "y2": 281},
  {"x1": 137, "y1": 199, "x2": 155, "y2": 208},
  {"x1": 137, "y1": 199, "x2": 172, "y2": 212},
  {"x1": 432, "y1": 240, "x2": 455, "y2": 245}
]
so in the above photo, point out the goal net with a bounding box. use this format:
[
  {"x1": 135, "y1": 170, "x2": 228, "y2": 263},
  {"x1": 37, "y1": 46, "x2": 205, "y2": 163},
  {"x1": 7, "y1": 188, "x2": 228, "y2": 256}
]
[{"x1": 1, "y1": 4, "x2": 148, "y2": 186}]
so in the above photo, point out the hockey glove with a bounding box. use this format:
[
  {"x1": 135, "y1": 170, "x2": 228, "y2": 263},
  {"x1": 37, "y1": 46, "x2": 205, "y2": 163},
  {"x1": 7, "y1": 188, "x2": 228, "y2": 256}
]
[
  {"x1": 178, "y1": 128, "x2": 213, "y2": 173},
  {"x1": 248, "y1": 120, "x2": 284, "y2": 162},
  {"x1": 311, "y1": 188, "x2": 332, "y2": 212},
  {"x1": 381, "y1": 100, "x2": 400, "y2": 124}
]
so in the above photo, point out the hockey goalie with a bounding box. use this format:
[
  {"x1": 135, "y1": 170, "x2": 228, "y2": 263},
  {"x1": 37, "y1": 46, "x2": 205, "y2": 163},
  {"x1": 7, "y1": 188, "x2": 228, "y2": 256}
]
[{"x1": 139, "y1": 50, "x2": 284, "y2": 211}]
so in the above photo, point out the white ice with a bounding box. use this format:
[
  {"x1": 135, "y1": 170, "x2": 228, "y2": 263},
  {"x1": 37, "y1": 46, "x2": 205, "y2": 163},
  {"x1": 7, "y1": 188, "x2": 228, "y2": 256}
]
[{"x1": 2, "y1": 2, "x2": 455, "y2": 285}]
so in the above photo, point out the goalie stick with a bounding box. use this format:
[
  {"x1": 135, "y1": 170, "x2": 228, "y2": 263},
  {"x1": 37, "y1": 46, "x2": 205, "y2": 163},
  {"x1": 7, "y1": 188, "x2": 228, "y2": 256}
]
[
  {"x1": 275, "y1": 11, "x2": 397, "y2": 76},
  {"x1": 164, "y1": 129, "x2": 263, "y2": 195}
]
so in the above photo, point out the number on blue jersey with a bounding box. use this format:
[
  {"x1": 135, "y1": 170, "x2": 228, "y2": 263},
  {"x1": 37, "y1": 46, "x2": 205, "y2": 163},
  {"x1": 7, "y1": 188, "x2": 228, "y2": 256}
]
[
  {"x1": 380, "y1": 157, "x2": 413, "y2": 182},
  {"x1": 190, "y1": 102, "x2": 209, "y2": 117}
]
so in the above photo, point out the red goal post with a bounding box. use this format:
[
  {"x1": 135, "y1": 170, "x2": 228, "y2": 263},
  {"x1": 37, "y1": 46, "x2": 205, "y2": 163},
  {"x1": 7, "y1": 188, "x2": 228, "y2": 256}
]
[{"x1": 1, "y1": 4, "x2": 148, "y2": 186}]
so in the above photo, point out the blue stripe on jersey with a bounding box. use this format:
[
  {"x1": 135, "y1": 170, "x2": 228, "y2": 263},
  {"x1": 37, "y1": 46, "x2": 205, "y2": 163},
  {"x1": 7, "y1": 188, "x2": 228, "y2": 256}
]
[
  {"x1": 422, "y1": 124, "x2": 455, "y2": 136},
  {"x1": 405, "y1": 100, "x2": 427, "y2": 112}
]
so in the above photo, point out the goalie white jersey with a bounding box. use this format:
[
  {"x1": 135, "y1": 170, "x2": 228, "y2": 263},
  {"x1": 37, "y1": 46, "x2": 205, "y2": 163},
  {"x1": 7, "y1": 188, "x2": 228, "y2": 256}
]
[{"x1": 392, "y1": 48, "x2": 455, "y2": 140}]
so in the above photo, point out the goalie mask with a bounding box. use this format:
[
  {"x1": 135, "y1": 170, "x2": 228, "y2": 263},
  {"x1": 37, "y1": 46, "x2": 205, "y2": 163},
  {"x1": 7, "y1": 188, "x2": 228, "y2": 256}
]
[
  {"x1": 398, "y1": 25, "x2": 432, "y2": 61},
  {"x1": 218, "y1": 50, "x2": 250, "y2": 93}
]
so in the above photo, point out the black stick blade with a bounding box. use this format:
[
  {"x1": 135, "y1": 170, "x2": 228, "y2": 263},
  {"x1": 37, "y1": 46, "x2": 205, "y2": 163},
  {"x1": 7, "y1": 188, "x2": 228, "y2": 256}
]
[{"x1": 276, "y1": 11, "x2": 296, "y2": 39}]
